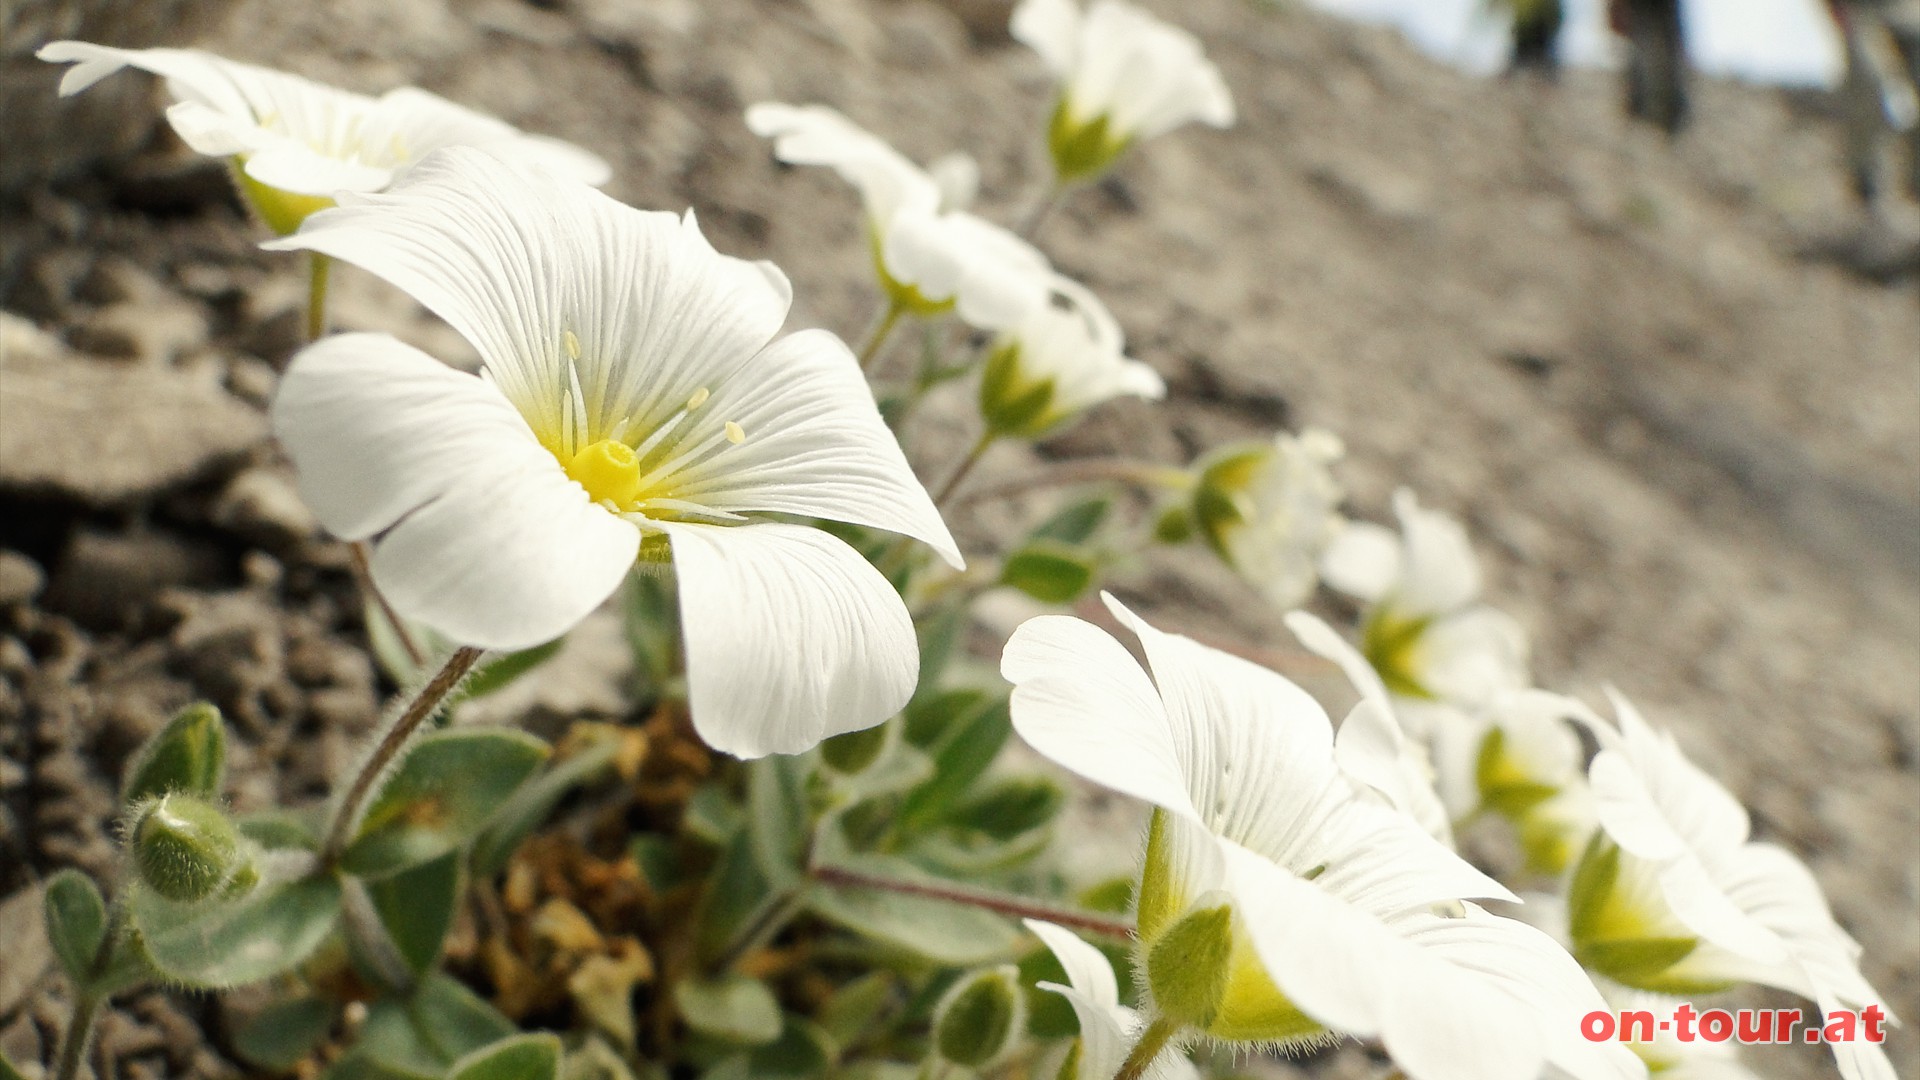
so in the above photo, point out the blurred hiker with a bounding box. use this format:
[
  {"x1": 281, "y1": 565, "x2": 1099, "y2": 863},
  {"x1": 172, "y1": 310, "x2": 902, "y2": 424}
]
[
  {"x1": 1609, "y1": 0, "x2": 1691, "y2": 132},
  {"x1": 1501, "y1": 0, "x2": 1566, "y2": 76},
  {"x1": 1829, "y1": 0, "x2": 1920, "y2": 203}
]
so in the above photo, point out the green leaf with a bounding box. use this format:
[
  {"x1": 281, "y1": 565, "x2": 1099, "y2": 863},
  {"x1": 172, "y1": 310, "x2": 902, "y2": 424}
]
[
  {"x1": 341, "y1": 729, "x2": 549, "y2": 880},
  {"x1": 238, "y1": 809, "x2": 321, "y2": 851},
  {"x1": 911, "y1": 601, "x2": 968, "y2": 703},
  {"x1": 895, "y1": 695, "x2": 1011, "y2": 836},
  {"x1": 816, "y1": 972, "x2": 897, "y2": 1050},
  {"x1": 449, "y1": 1034, "x2": 562, "y2": 1080},
  {"x1": 0, "y1": 1052, "x2": 28, "y2": 1080},
  {"x1": 458, "y1": 639, "x2": 565, "y2": 701},
  {"x1": 675, "y1": 975, "x2": 784, "y2": 1046},
  {"x1": 683, "y1": 782, "x2": 745, "y2": 846},
  {"x1": 43, "y1": 869, "x2": 108, "y2": 985},
  {"x1": 123, "y1": 701, "x2": 226, "y2": 806},
  {"x1": 819, "y1": 725, "x2": 889, "y2": 776},
  {"x1": 132, "y1": 871, "x2": 341, "y2": 989},
  {"x1": 946, "y1": 776, "x2": 1065, "y2": 841},
  {"x1": 1000, "y1": 544, "x2": 1097, "y2": 605},
  {"x1": 361, "y1": 972, "x2": 517, "y2": 1075},
  {"x1": 747, "y1": 755, "x2": 810, "y2": 889},
  {"x1": 368, "y1": 852, "x2": 461, "y2": 977},
  {"x1": 902, "y1": 688, "x2": 988, "y2": 749},
  {"x1": 622, "y1": 572, "x2": 680, "y2": 690},
  {"x1": 694, "y1": 831, "x2": 774, "y2": 966},
  {"x1": 1029, "y1": 497, "x2": 1111, "y2": 546},
  {"x1": 748, "y1": 1016, "x2": 834, "y2": 1079},
  {"x1": 233, "y1": 996, "x2": 335, "y2": 1071},
  {"x1": 471, "y1": 732, "x2": 623, "y2": 877},
  {"x1": 321, "y1": 1051, "x2": 439, "y2": 1080},
  {"x1": 933, "y1": 966, "x2": 1022, "y2": 1067},
  {"x1": 807, "y1": 856, "x2": 1020, "y2": 966}
]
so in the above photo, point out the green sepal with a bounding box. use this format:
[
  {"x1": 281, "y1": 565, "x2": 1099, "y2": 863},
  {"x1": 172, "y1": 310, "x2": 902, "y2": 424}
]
[
  {"x1": 1153, "y1": 504, "x2": 1196, "y2": 545},
  {"x1": 233, "y1": 996, "x2": 336, "y2": 1071},
  {"x1": 359, "y1": 972, "x2": 518, "y2": 1075},
  {"x1": 1000, "y1": 543, "x2": 1099, "y2": 605},
  {"x1": 1474, "y1": 727, "x2": 1561, "y2": 819},
  {"x1": 122, "y1": 701, "x2": 226, "y2": 807},
  {"x1": 675, "y1": 974, "x2": 785, "y2": 1046},
  {"x1": 978, "y1": 341, "x2": 1059, "y2": 439},
  {"x1": 43, "y1": 869, "x2": 108, "y2": 986},
  {"x1": 1361, "y1": 611, "x2": 1433, "y2": 700},
  {"x1": 1047, "y1": 97, "x2": 1131, "y2": 184},
  {"x1": 231, "y1": 159, "x2": 335, "y2": 235},
  {"x1": 1147, "y1": 903, "x2": 1234, "y2": 1028},
  {"x1": 448, "y1": 1034, "x2": 562, "y2": 1080},
  {"x1": 367, "y1": 851, "x2": 461, "y2": 977},
  {"x1": 340, "y1": 728, "x2": 549, "y2": 880},
  {"x1": 131, "y1": 870, "x2": 341, "y2": 989}
]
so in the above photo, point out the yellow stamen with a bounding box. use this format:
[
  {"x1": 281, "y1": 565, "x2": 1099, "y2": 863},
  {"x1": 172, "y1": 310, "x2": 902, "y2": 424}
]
[
  {"x1": 724, "y1": 421, "x2": 746, "y2": 445},
  {"x1": 566, "y1": 439, "x2": 642, "y2": 508},
  {"x1": 687, "y1": 387, "x2": 711, "y2": 410},
  {"x1": 564, "y1": 329, "x2": 582, "y2": 360}
]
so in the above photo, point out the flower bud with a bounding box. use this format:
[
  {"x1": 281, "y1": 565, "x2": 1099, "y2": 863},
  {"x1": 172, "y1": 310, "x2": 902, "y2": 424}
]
[
  {"x1": 133, "y1": 794, "x2": 244, "y2": 902},
  {"x1": 932, "y1": 964, "x2": 1024, "y2": 1068},
  {"x1": 1047, "y1": 100, "x2": 1129, "y2": 184},
  {"x1": 1145, "y1": 902, "x2": 1233, "y2": 1028},
  {"x1": 1189, "y1": 430, "x2": 1343, "y2": 608},
  {"x1": 122, "y1": 701, "x2": 227, "y2": 807}
]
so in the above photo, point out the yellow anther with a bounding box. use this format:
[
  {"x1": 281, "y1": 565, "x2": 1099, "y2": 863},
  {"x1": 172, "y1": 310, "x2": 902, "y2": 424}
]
[
  {"x1": 724, "y1": 421, "x2": 746, "y2": 445},
  {"x1": 565, "y1": 439, "x2": 642, "y2": 508},
  {"x1": 563, "y1": 330, "x2": 582, "y2": 360},
  {"x1": 686, "y1": 387, "x2": 711, "y2": 410}
]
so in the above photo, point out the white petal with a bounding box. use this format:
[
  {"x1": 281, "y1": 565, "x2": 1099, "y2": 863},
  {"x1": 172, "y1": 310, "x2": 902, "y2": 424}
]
[
  {"x1": 1312, "y1": 797, "x2": 1516, "y2": 913},
  {"x1": 745, "y1": 102, "x2": 940, "y2": 224},
  {"x1": 927, "y1": 151, "x2": 980, "y2": 212},
  {"x1": 272, "y1": 333, "x2": 639, "y2": 650},
  {"x1": 1287, "y1": 610, "x2": 1392, "y2": 708},
  {"x1": 1320, "y1": 520, "x2": 1402, "y2": 602},
  {"x1": 662, "y1": 522, "x2": 916, "y2": 759},
  {"x1": 1419, "y1": 608, "x2": 1530, "y2": 707},
  {"x1": 1001, "y1": 615, "x2": 1198, "y2": 819},
  {"x1": 269, "y1": 147, "x2": 790, "y2": 454},
  {"x1": 1588, "y1": 750, "x2": 1693, "y2": 863},
  {"x1": 1024, "y1": 920, "x2": 1118, "y2": 1007},
  {"x1": 667, "y1": 328, "x2": 961, "y2": 567},
  {"x1": 880, "y1": 210, "x2": 1052, "y2": 331},
  {"x1": 1334, "y1": 698, "x2": 1455, "y2": 846},
  {"x1": 241, "y1": 138, "x2": 394, "y2": 195},
  {"x1": 1608, "y1": 692, "x2": 1752, "y2": 854},
  {"x1": 1391, "y1": 489, "x2": 1483, "y2": 616},
  {"x1": 369, "y1": 86, "x2": 610, "y2": 186},
  {"x1": 1103, "y1": 595, "x2": 1348, "y2": 864},
  {"x1": 1011, "y1": 0, "x2": 1084, "y2": 75}
]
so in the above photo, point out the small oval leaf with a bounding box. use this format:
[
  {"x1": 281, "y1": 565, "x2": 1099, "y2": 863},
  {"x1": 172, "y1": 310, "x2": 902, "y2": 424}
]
[
  {"x1": 123, "y1": 702, "x2": 226, "y2": 806},
  {"x1": 448, "y1": 1033, "x2": 561, "y2": 1080},
  {"x1": 341, "y1": 729, "x2": 548, "y2": 880},
  {"x1": 43, "y1": 870, "x2": 108, "y2": 985},
  {"x1": 133, "y1": 871, "x2": 341, "y2": 989}
]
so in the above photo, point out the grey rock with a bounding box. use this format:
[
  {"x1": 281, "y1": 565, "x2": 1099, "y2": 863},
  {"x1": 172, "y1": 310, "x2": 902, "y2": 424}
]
[
  {"x1": 0, "y1": 551, "x2": 47, "y2": 608},
  {"x1": 210, "y1": 466, "x2": 317, "y2": 549},
  {"x1": 0, "y1": 313, "x2": 266, "y2": 506},
  {"x1": 0, "y1": 884, "x2": 55, "y2": 1018}
]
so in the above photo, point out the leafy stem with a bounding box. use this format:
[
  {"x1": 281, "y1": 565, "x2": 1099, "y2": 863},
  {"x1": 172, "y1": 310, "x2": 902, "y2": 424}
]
[
  {"x1": 858, "y1": 298, "x2": 908, "y2": 372},
  {"x1": 305, "y1": 252, "x2": 331, "y2": 343},
  {"x1": 809, "y1": 863, "x2": 1134, "y2": 940},
  {"x1": 53, "y1": 905, "x2": 131, "y2": 1080},
  {"x1": 322, "y1": 646, "x2": 486, "y2": 863}
]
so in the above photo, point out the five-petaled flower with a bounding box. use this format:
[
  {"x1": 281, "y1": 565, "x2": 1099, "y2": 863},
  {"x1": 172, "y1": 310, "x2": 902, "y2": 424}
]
[
  {"x1": 267, "y1": 147, "x2": 961, "y2": 759},
  {"x1": 746, "y1": 102, "x2": 1051, "y2": 330},
  {"x1": 977, "y1": 276, "x2": 1165, "y2": 438},
  {"x1": 1001, "y1": 595, "x2": 1643, "y2": 1080},
  {"x1": 1188, "y1": 428, "x2": 1345, "y2": 608},
  {"x1": 1321, "y1": 488, "x2": 1529, "y2": 713},
  {"x1": 1011, "y1": 0, "x2": 1235, "y2": 183},
  {"x1": 1568, "y1": 691, "x2": 1896, "y2": 1080},
  {"x1": 37, "y1": 42, "x2": 609, "y2": 234}
]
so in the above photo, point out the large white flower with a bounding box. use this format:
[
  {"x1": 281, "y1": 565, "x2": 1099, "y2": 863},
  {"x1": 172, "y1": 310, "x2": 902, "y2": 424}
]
[
  {"x1": 1188, "y1": 428, "x2": 1345, "y2": 608},
  {"x1": 266, "y1": 147, "x2": 961, "y2": 759},
  {"x1": 978, "y1": 276, "x2": 1164, "y2": 438},
  {"x1": 1002, "y1": 595, "x2": 1642, "y2": 1080},
  {"x1": 1024, "y1": 920, "x2": 1196, "y2": 1080},
  {"x1": 1321, "y1": 488, "x2": 1529, "y2": 711},
  {"x1": 1012, "y1": 0, "x2": 1234, "y2": 182},
  {"x1": 1569, "y1": 692, "x2": 1895, "y2": 1080},
  {"x1": 745, "y1": 102, "x2": 1051, "y2": 330},
  {"x1": 37, "y1": 42, "x2": 608, "y2": 234}
]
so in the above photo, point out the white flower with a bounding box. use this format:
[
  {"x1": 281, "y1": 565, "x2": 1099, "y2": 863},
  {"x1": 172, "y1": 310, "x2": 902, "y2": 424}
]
[
  {"x1": 1604, "y1": 991, "x2": 1766, "y2": 1080},
  {"x1": 1002, "y1": 595, "x2": 1642, "y2": 1080},
  {"x1": 1024, "y1": 920, "x2": 1196, "y2": 1080},
  {"x1": 745, "y1": 102, "x2": 1050, "y2": 330},
  {"x1": 37, "y1": 42, "x2": 608, "y2": 234},
  {"x1": 1321, "y1": 488, "x2": 1528, "y2": 710},
  {"x1": 1570, "y1": 691, "x2": 1896, "y2": 1080},
  {"x1": 266, "y1": 147, "x2": 960, "y2": 759},
  {"x1": 978, "y1": 276, "x2": 1164, "y2": 438},
  {"x1": 1189, "y1": 428, "x2": 1345, "y2": 608},
  {"x1": 1012, "y1": 0, "x2": 1234, "y2": 181}
]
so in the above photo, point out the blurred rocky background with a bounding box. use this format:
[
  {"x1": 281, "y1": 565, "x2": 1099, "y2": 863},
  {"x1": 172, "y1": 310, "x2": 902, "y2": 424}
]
[{"x1": 0, "y1": 0, "x2": 1914, "y2": 1077}]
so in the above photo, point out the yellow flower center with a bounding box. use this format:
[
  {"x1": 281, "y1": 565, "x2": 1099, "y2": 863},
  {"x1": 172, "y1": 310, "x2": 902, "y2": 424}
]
[{"x1": 566, "y1": 439, "x2": 644, "y2": 508}]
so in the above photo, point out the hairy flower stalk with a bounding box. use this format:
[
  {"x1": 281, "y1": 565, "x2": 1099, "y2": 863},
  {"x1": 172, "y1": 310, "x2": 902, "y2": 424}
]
[{"x1": 269, "y1": 147, "x2": 959, "y2": 758}]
